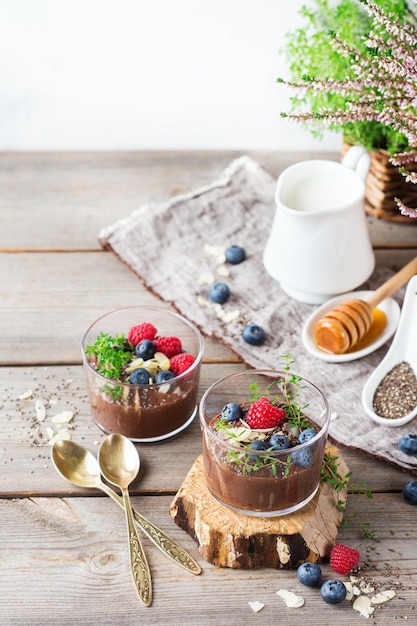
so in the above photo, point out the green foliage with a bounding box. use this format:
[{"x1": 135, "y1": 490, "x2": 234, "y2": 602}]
[
  {"x1": 85, "y1": 332, "x2": 133, "y2": 381},
  {"x1": 281, "y1": 0, "x2": 413, "y2": 152}
]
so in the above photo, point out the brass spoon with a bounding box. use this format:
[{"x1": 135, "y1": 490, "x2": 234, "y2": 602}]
[
  {"x1": 314, "y1": 256, "x2": 417, "y2": 354},
  {"x1": 51, "y1": 440, "x2": 201, "y2": 576},
  {"x1": 98, "y1": 433, "x2": 152, "y2": 606}
]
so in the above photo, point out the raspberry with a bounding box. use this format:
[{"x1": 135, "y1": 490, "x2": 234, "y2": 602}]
[
  {"x1": 246, "y1": 397, "x2": 286, "y2": 429},
  {"x1": 127, "y1": 323, "x2": 157, "y2": 346},
  {"x1": 154, "y1": 336, "x2": 182, "y2": 358},
  {"x1": 330, "y1": 543, "x2": 360, "y2": 575},
  {"x1": 170, "y1": 353, "x2": 195, "y2": 375}
]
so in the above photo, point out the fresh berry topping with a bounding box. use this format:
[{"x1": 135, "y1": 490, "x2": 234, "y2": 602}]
[
  {"x1": 130, "y1": 368, "x2": 152, "y2": 385},
  {"x1": 269, "y1": 434, "x2": 291, "y2": 450},
  {"x1": 246, "y1": 397, "x2": 286, "y2": 429},
  {"x1": 225, "y1": 245, "x2": 246, "y2": 265},
  {"x1": 291, "y1": 447, "x2": 313, "y2": 468},
  {"x1": 320, "y1": 579, "x2": 347, "y2": 604},
  {"x1": 296, "y1": 562, "x2": 322, "y2": 587},
  {"x1": 154, "y1": 370, "x2": 176, "y2": 383},
  {"x1": 154, "y1": 336, "x2": 182, "y2": 358},
  {"x1": 128, "y1": 323, "x2": 157, "y2": 346},
  {"x1": 134, "y1": 339, "x2": 156, "y2": 360},
  {"x1": 330, "y1": 543, "x2": 360, "y2": 574},
  {"x1": 248, "y1": 440, "x2": 270, "y2": 459},
  {"x1": 170, "y1": 353, "x2": 195, "y2": 375},
  {"x1": 222, "y1": 402, "x2": 243, "y2": 422},
  {"x1": 242, "y1": 323, "x2": 266, "y2": 346},
  {"x1": 298, "y1": 428, "x2": 317, "y2": 444},
  {"x1": 403, "y1": 480, "x2": 417, "y2": 505},
  {"x1": 208, "y1": 282, "x2": 231, "y2": 304},
  {"x1": 398, "y1": 434, "x2": 417, "y2": 456}
]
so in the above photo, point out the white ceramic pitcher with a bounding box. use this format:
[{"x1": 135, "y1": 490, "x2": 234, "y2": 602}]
[{"x1": 263, "y1": 146, "x2": 375, "y2": 304}]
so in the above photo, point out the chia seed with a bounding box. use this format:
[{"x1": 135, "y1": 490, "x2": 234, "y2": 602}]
[{"x1": 373, "y1": 361, "x2": 417, "y2": 419}]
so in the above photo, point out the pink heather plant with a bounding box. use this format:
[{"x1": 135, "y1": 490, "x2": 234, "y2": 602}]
[{"x1": 281, "y1": 0, "x2": 417, "y2": 217}]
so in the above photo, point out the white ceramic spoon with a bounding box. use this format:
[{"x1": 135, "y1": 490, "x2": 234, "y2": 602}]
[{"x1": 362, "y1": 274, "x2": 417, "y2": 426}]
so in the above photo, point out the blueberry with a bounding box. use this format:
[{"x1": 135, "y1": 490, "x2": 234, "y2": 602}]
[
  {"x1": 221, "y1": 402, "x2": 243, "y2": 422},
  {"x1": 320, "y1": 579, "x2": 347, "y2": 604},
  {"x1": 248, "y1": 440, "x2": 269, "y2": 460},
  {"x1": 298, "y1": 428, "x2": 317, "y2": 444},
  {"x1": 291, "y1": 447, "x2": 313, "y2": 468},
  {"x1": 208, "y1": 282, "x2": 231, "y2": 304},
  {"x1": 296, "y1": 562, "x2": 322, "y2": 587},
  {"x1": 135, "y1": 339, "x2": 156, "y2": 360},
  {"x1": 130, "y1": 368, "x2": 151, "y2": 385},
  {"x1": 225, "y1": 245, "x2": 246, "y2": 265},
  {"x1": 269, "y1": 434, "x2": 291, "y2": 450},
  {"x1": 398, "y1": 434, "x2": 417, "y2": 456},
  {"x1": 403, "y1": 480, "x2": 417, "y2": 505},
  {"x1": 242, "y1": 323, "x2": 266, "y2": 346},
  {"x1": 154, "y1": 370, "x2": 176, "y2": 383}
]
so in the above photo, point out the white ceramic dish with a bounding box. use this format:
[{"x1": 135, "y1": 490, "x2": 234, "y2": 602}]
[
  {"x1": 302, "y1": 290, "x2": 400, "y2": 363},
  {"x1": 362, "y1": 275, "x2": 417, "y2": 426}
]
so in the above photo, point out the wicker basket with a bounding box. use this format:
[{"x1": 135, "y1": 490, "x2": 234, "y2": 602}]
[{"x1": 342, "y1": 143, "x2": 417, "y2": 223}]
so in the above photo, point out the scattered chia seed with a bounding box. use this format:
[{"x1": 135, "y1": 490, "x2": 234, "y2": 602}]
[{"x1": 373, "y1": 361, "x2": 417, "y2": 419}]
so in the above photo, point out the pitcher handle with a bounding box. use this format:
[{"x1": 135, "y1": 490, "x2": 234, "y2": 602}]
[{"x1": 342, "y1": 145, "x2": 370, "y2": 181}]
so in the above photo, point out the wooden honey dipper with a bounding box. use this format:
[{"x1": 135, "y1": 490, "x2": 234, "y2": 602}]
[{"x1": 314, "y1": 256, "x2": 417, "y2": 354}]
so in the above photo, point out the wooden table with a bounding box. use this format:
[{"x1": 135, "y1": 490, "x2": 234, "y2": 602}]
[{"x1": 1, "y1": 151, "x2": 416, "y2": 625}]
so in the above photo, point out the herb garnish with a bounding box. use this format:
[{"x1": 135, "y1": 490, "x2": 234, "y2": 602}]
[{"x1": 85, "y1": 332, "x2": 133, "y2": 381}]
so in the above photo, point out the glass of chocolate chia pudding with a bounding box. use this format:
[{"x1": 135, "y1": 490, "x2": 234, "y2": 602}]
[
  {"x1": 199, "y1": 369, "x2": 331, "y2": 517},
  {"x1": 81, "y1": 306, "x2": 204, "y2": 442}
]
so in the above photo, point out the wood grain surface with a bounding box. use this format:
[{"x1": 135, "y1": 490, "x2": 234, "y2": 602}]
[{"x1": 1, "y1": 151, "x2": 416, "y2": 625}]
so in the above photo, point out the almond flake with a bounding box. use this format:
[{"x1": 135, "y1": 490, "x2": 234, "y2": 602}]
[
  {"x1": 277, "y1": 589, "x2": 304, "y2": 608},
  {"x1": 35, "y1": 399, "x2": 46, "y2": 421},
  {"x1": 217, "y1": 266, "x2": 230, "y2": 277},
  {"x1": 51, "y1": 411, "x2": 74, "y2": 424},
  {"x1": 248, "y1": 601, "x2": 264, "y2": 613},
  {"x1": 353, "y1": 595, "x2": 374, "y2": 618},
  {"x1": 48, "y1": 430, "x2": 71, "y2": 446},
  {"x1": 221, "y1": 309, "x2": 240, "y2": 324},
  {"x1": 371, "y1": 590, "x2": 396, "y2": 605},
  {"x1": 19, "y1": 389, "x2": 33, "y2": 400},
  {"x1": 197, "y1": 272, "x2": 215, "y2": 286}
]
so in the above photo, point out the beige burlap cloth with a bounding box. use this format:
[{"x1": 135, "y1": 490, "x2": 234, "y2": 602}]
[{"x1": 99, "y1": 156, "x2": 416, "y2": 475}]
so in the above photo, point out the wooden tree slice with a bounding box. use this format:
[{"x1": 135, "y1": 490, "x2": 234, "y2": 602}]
[{"x1": 169, "y1": 447, "x2": 348, "y2": 569}]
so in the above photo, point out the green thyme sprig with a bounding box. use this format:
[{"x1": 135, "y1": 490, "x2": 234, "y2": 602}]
[
  {"x1": 321, "y1": 451, "x2": 376, "y2": 540},
  {"x1": 85, "y1": 332, "x2": 133, "y2": 381}
]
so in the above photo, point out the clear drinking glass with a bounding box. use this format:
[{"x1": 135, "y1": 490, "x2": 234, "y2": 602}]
[
  {"x1": 199, "y1": 369, "x2": 331, "y2": 516},
  {"x1": 82, "y1": 306, "x2": 204, "y2": 442}
]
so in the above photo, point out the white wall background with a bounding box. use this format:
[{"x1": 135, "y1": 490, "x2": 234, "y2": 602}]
[{"x1": 0, "y1": 0, "x2": 342, "y2": 151}]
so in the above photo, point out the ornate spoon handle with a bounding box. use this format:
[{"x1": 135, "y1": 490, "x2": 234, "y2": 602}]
[
  {"x1": 132, "y1": 509, "x2": 201, "y2": 576},
  {"x1": 102, "y1": 483, "x2": 201, "y2": 576},
  {"x1": 122, "y1": 487, "x2": 152, "y2": 606}
]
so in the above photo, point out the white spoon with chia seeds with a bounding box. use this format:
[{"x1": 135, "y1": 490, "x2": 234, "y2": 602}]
[{"x1": 362, "y1": 274, "x2": 417, "y2": 427}]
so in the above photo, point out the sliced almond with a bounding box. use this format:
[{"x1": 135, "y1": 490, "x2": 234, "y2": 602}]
[
  {"x1": 353, "y1": 595, "x2": 374, "y2": 618},
  {"x1": 197, "y1": 272, "x2": 215, "y2": 286},
  {"x1": 35, "y1": 399, "x2": 46, "y2": 421},
  {"x1": 217, "y1": 265, "x2": 230, "y2": 277},
  {"x1": 52, "y1": 410, "x2": 74, "y2": 424},
  {"x1": 370, "y1": 590, "x2": 396, "y2": 605},
  {"x1": 48, "y1": 430, "x2": 71, "y2": 446},
  {"x1": 125, "y1": 358, "x2": 145, "y2": 374},
  {"x1": 248, "y1": 601, "x2": 264, "y2": 613},
  {"x1": 277, "y1": 589, "x2": 304, "y2": 608},
  {"x1": 19, "y1": 389, "x2": 33, "y2": 400},
  {"x1": 154, "y1": 352, "x2": 171, "y2": 370}
]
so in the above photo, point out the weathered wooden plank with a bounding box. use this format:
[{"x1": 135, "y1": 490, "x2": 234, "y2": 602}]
[
  {"x1": 0, "y1": 494, "x2": 415, "y2": 625},
  {"x1": 1, "y1": 363, "x2": 414, "y2": 496},
  {"x1": 0, "y1": 151, "x2": 416, "y2": 252},
  {"x1": 0, "y1": 250, "x2": 238, "y2": 365}
]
